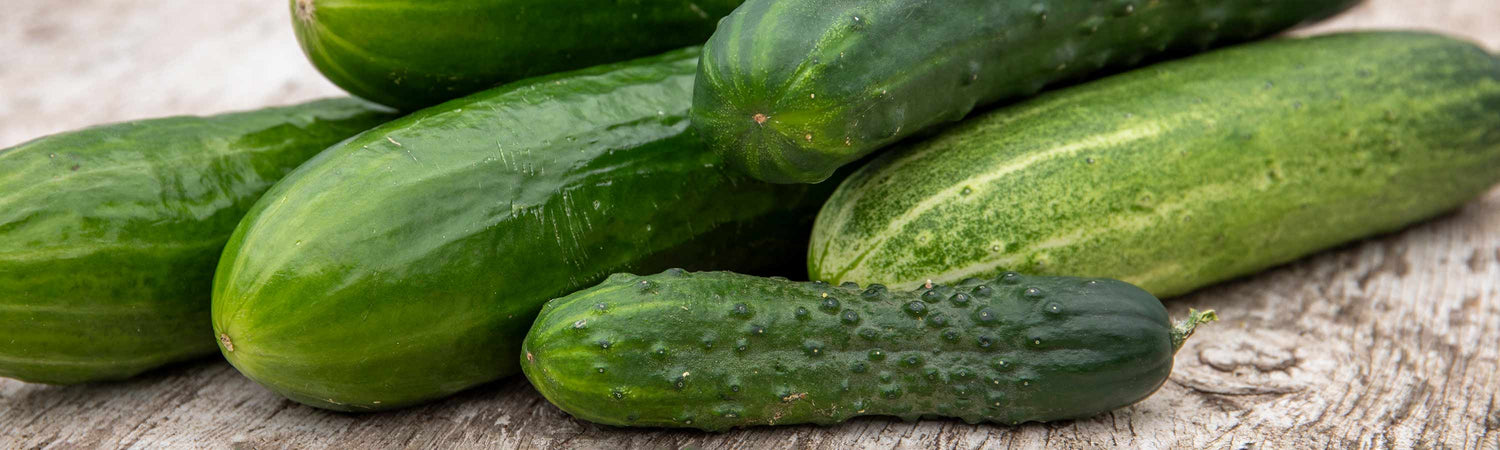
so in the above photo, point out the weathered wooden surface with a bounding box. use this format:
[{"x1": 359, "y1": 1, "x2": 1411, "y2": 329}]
[
  {"x1": 2, "y1": 0, "x2": 1498, "y2": 448},
  {"x1": 0, "y1": 0, "x2": 340, "y2": 148}
]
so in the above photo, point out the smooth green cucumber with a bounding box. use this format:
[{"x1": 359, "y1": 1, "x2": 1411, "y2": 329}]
[
  {"x1": 292, "y1": 0, "x2": 744, "y2": 110},
  {"x1": 0, "y1": 99, "x2": 396, "y2": 384},
  {"x1": 212, "y1": 48, "x2": 839, "y2": 412},
  {"x1": 810, "y1": 32, "x2": 1500, "y2": 297},
  {"x1": 523, "y1": 269, "x2": 1216, "y2": 430},
  {"x1": 692, "y1": 0, "x2": 1359, "y2": 183}
]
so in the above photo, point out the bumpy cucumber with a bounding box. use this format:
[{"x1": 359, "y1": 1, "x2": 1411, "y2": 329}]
[
  {"x1": 212, "y1": 48, "x2": 839, "y2": 412},
  {"x1": 523, "y1": 269, "x2": 1215, "y2": 430},
  {"x1": 810, "y1": 32, "x2": 1500, "y2": 297},
  {"x1": 0, "y1": 99, "x2": 396, "y2": 384},
  {"x1": 692, "y1": 0, "x2": 1358, "y2": 183},
  {"x1": 292, "y1": 0, "x2": 743, "y2": 110}
]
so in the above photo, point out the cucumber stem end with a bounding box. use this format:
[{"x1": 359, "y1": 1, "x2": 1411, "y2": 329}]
[
  {"x1": 295, "y1": 0, "x2": 316, "y2": 23},
  {"x1": 1171, "y1": 308, "x2": 1218, "y2": 352}
]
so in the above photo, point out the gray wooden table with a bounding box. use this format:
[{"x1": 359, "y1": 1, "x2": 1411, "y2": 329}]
[{"x1": 3, "y1": 0, "x2": 1499, "y2": 448}]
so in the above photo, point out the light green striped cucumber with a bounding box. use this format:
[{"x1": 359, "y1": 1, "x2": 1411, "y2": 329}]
[{"x1": 810, "y1": 32, "x2": 1500, "y2": 297}]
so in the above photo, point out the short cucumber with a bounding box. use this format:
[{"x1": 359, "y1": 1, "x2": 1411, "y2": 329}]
[
  {"x1": 212, "y1": 48, "x2": 838, "y2": 411},
  {"x1": 809, "y1": 32, "x2": 1500, "y2": 297},
  {"x1": 0, "y1": 99, "x2": 396, "y2": 384},
  {"x1": 692, "y1": 0, "x2": 1358, "y2": 183},
  {"x1": 292, "y1": 0, "x2": 744, "y2": 110},
  {"x1": 522, "y1": 269, "x2": 1215, "y2": 430}
]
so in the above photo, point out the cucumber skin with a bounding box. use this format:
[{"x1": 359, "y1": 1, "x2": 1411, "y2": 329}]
[
  {"x1": 810, "y1": 32, "x2": 1500, "y2": 297},
  {"x1": 0, "y1": 99, "x2": 397, "y2": 384},
  {"x1": 211, "y1": 48, "x2": 837, "y2": 412},
  {"x1": 523, "y1": 270, "x2": 1176, "y2": 431},
  {"x1": 292, "y1": 0, "x2": 744, "y2": 110},
  {"x1": 692, "y1": 0, "x2": 1359, "y2": 183}
]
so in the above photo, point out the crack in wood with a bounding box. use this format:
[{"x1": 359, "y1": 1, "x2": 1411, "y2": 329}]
[
  {"x1": 1170, "y1": 378, "x2": 1304, "y2": 397},
  {"x1": 1486, "y1": 396, "x2": 1499, "y2": 431}
]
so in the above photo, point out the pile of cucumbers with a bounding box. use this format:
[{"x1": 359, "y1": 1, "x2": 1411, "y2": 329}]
[{"x1": 3, "y1": 0, "x2": 1498, "y2": 432}]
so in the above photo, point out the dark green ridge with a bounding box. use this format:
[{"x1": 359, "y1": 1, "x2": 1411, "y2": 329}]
[
  {"x1": 693, "y1": 0, "x2": 1360, "y2": 183},
  {"x1": 292, "y1": 0, "x2": 745, "y2": 110},
  {"x1": 0, "y1": 98, "x2": 397, "y2": 384},
  {"x1": 212, "y1": 48, "x2": 842, "y2": 412},
  {"x1": 810, "y1": 32, "x2": 1500, "y2": 297},
  {"x1": 524, "y1": 269, "x2": 1215, "y2": 431}
]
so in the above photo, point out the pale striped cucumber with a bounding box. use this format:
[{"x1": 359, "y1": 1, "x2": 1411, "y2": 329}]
[{"x1": 810, "y1": 32, "x2": 1500, "y2": 297}]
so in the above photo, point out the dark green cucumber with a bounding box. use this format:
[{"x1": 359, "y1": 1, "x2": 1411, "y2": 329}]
[
  {"x1": 523, "y1": 269, "x2": 1215, "y2": 430},
  {"x1": 692, "y1": 0, "x2": 1359, "y2": 183},
  {"x1": 0, "y1": 99, "x2": 396, "y2": 384},
  {"x1": 292, "y1": 0, "x2": 744, "y2": 110},
  {"x1": 810, "y1": 32, "x2": 1500, "y2": 297},
  {"x1": 211, "y1": 48, "x2": 839, "y2": 412}
]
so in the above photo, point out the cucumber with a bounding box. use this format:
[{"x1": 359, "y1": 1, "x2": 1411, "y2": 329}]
[
  {"x1": 810, "y1": 32, "x2": 1500, "y2": 297},
  {"x1": 692, "y1": 0, "x2": 1359, "y2": 183},
  {"x1": 522, "y1": 269, "x2": 1216, "y2": 430},
  {"x1": 211, "y1": 48, "x2": 838, "y2": 412},
  {"x1": 292, "y1": 0, "x2": 744, "y2": 110},
  {"x1": 0, "y1": 99, "x2": 396, "y2": 384}
]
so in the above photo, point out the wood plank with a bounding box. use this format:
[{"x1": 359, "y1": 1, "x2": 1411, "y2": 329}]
[{"x1": 2, "y1": 0, "x2": 1498, "y2": 448}]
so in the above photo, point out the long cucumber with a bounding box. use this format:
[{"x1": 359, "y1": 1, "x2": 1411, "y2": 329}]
[
  {"x1": 524, "y1": 269, "x2": 1216, "y2": 430},
  {"x1": 692, "y1": 0, "x2": 1359, "y2": 183},
  {"x1": 0, "y1": 99, "x2": 396, "y2": 384},
  {"x1": 212, "y1": 49, "x2": 839, "y2": 411},
  {"x1": 810, "y1": 32, "x2": 1500, "y2": 297},
  {"x1": 292, "y1": 0, "x2": 744, "y2": 109}
]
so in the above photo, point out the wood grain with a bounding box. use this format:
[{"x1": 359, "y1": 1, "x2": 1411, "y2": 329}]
[{"x1": 2, "y1": 0, "x2": 1498, "y2": 448}]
